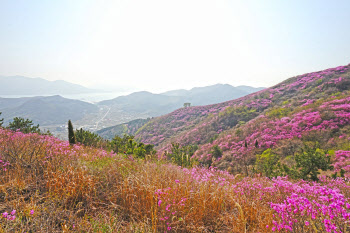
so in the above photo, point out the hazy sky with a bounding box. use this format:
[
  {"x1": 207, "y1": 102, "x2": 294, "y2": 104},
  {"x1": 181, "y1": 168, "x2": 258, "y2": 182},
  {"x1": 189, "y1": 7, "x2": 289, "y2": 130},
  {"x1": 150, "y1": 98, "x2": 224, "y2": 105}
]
[{"x1": 1, "y1": 0, "x2": 350, "y2": 93}]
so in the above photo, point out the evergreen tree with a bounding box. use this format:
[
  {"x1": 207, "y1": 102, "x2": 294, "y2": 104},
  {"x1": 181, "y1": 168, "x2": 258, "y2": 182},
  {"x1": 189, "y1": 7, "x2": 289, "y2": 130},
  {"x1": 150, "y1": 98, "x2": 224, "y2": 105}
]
[
  {"x1": 7, "y1": 117, "x2": 40, "y2": 133},
  {"x1": 0, "y1": 112, "x2": 3, "y2": 127},
  {"x1": 75, "y1": 128, "x2": 103, "y2": 147},
  {"x1": 68, "y1": 120, "x2": 76, "y2": 144}
]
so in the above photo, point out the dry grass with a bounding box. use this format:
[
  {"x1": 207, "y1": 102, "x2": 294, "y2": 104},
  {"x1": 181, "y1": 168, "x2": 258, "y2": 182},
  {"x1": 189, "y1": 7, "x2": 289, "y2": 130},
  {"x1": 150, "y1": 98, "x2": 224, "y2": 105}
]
[{"x1": 0, "y1": 129, "x2": 349, "y2": 232}]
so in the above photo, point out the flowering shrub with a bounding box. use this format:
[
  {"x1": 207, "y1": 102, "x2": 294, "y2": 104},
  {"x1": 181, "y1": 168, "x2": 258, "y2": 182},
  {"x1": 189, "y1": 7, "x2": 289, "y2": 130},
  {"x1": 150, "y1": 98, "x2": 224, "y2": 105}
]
[
  {"x1": 135, "y1": 64, "x2": 350, "y2": 171},
  {"x1": 1, "y1": 63, "x2": 350, "y2": 232},
  {"x1": 1, "y1": 126, "x2": 350, "y2": 231}
]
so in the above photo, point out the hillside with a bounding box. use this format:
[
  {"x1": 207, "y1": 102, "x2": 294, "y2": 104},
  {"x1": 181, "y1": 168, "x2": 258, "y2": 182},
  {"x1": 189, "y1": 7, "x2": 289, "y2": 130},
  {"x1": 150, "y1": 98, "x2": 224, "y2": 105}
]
[
  {"x1": 96, "y1": 118, "x2": 151, "y2": 139},
  {"x1": 2, "y1": 64, "x2": 350, "y2": 232},
  {"x1": 135, "y1": 64, "x2": 350, "y2": 172},
  {"x1": 0, "y1": 76, "x2": 95, "y2": 95},
  {"x1": 1, "y1": 128, "x2": 350, "y2": 232},
  {"x1": 0, "y1": 95, "x2": 99, "y2": 126}
]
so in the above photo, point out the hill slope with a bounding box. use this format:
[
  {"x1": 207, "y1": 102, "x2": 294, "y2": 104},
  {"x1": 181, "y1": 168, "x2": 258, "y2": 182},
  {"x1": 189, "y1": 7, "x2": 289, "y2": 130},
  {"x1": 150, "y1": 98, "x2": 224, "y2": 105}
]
[
  {"x1": 1, "y1": 127, "x2": 350, "y2": 232},
  {"x1": 96, "y1": 118, "x2": 151, "y2": 139},
  {"x1": 135, "y1": 64, "x2": 350, "y2": 171}
]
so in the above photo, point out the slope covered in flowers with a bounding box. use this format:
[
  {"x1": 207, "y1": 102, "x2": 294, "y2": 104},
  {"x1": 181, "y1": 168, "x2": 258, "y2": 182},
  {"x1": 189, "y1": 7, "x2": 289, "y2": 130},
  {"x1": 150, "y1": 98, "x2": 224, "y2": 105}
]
[
  {"x1": 1, "y1": 127, "x2": 350, "y2": 232},
  {"x1": 136, "y1": 64, "x2": 350, "y2": 172}
]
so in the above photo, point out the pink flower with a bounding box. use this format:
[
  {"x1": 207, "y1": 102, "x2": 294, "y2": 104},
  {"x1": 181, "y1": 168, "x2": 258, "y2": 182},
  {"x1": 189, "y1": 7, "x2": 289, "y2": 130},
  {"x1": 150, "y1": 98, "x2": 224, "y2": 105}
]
[
  {"x1": 2, "y1": 212, "x2": 8, "y2": 218},
  {"x1": 305, "y1": 221, "x2": 310, "y2": 226},
  {"x1": 10, "y1": 210, "x2": 16, "y2": 215},
  {"x1": 30, "y1": 210, "x2": 34, "y2": 215}
]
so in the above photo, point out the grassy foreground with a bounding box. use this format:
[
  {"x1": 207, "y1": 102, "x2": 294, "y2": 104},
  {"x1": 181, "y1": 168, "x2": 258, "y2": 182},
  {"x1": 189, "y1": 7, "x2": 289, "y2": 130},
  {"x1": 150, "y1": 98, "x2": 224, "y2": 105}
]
[{"x1": 1, "y1": 128, "x2": 350, "y2": 232}]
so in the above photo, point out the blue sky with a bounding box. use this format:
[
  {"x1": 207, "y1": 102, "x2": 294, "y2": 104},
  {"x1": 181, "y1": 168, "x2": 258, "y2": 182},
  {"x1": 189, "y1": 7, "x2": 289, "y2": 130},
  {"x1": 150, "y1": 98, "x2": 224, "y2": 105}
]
[{"x1": 1, "y1": 0, "x2": 350, "y2": 92}]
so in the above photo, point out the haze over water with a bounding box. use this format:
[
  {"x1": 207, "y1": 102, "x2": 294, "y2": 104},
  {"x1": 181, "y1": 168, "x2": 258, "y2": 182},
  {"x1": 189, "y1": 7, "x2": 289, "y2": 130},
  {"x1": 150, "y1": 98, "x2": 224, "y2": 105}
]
[{"x1": 0, "y1": 91, "x2": 133, "y2": 103}]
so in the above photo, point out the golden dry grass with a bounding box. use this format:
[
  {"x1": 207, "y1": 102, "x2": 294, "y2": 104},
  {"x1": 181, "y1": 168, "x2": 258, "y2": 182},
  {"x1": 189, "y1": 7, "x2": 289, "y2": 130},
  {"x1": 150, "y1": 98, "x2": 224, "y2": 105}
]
[{"x1": 0, "y1": 130, "x2": 349, "y2": 232}]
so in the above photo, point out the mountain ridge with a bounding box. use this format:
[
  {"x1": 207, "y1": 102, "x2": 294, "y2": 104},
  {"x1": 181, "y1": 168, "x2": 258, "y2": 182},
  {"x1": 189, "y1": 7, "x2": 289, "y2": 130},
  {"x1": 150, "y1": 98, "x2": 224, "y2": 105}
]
[
  {"x1": 0, "y1": 75, "x2": 96, "y2": 95},
  {"x1": 96, "y1": 84, "x2": 265, "y2": 138}
]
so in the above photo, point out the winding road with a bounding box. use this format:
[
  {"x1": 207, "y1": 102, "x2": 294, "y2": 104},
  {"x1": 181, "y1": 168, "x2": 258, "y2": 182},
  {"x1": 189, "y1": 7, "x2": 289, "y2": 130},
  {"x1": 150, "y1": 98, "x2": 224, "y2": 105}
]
[{"x1": 95, "y1": 106, "x2": 111, "y2": 130}]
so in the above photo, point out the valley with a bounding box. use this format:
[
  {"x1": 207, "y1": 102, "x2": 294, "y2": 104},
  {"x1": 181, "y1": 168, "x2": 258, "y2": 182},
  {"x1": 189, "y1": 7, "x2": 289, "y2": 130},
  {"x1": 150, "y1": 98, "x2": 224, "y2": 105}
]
[{"x1": 0, "y1": 82, "x2": 263, "y2": 138}]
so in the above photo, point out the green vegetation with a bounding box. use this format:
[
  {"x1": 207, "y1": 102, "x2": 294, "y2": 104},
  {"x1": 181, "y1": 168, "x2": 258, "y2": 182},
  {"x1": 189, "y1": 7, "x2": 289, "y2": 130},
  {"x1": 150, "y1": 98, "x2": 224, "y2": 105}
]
[
  {"x1": 219, "y1": 105, "x2": 258, "y2": 127},
  {"x1": 167, "y1": 143, "x2": 198, "y2": 167},
  {"x1": 266, "y1": 107, "x2": 291, "y2": 118},
  {"x1": 110, "y1": 134, "x2": 134, "y2": 154},
  {"x1": 294, "y1": 143, "x2": 333, "y2": 181},
  {"x1": 68, "y1": 120, "x2": 76, "y2": 145},
  {"x1": 0, "y1": 112, "x2": 3, "y2": 127},
  {"x1": 256, "y1": 149, "x2": 281, "y2": 178},
  {"x1": 210, "y1": 145, "x2": 222, "y2": 159},
  {"x1": 109, "y1": 134, "x2": 156, "y2": 159},
  {"x1": 7, "y1": 117, "x2": 40, "y2": 134},
  {"x1": 75, "y1": 128, "x2": 105, "y2": 148},
  {"x1": 255, "y1": 143, "x2": 334, "y2": 181}
]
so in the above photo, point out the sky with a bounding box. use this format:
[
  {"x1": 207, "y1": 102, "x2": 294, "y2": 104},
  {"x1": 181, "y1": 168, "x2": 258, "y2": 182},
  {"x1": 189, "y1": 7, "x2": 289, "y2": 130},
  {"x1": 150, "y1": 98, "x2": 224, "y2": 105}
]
[{"x1": 1, "y1": 0, "x2": 350, "y2": 93}]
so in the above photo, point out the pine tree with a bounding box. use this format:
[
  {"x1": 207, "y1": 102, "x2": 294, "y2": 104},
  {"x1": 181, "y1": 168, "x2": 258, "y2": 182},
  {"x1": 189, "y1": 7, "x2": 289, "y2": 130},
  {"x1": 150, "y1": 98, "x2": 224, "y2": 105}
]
[
  {"x1": 68, "y1": 120, "x2": 76, "y2": 145},
  {"x1": 8, "y1": 117, "x2": 40, "y2": 133}
]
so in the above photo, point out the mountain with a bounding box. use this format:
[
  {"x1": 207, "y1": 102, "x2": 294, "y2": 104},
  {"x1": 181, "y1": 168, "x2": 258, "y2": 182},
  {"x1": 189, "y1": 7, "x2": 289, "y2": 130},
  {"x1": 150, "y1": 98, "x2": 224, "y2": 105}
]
[
  {"x1": 0, "y1": 76, "x2": 95, "y2": 95},
  {"x1": 134, "y1": 63, "x2": 350, "y2": 171},
  {"x1": 161, "y1": 84, "x2": 264, "y2": 106},
  {"x1": 96, "y1": 84, "x2": 264, "y2": 138},
  {"x1": 160, "y1": 89, "x2": 189, "y2": 96},
  {"x1": 96, "y1": 118, "x2": 151, "y2": 139},
  {"x1": 99, "y1": 91, "x2": 183, "y2": 116},
  {"x1": 0, "y1": 83, "x2": 264, "y2": 136},
  {"x1": 0, "y1": 95, "x2": 99, "y2": 126},
  {"x1": 179, "y1": 84, "x2": 264, "y2": 106},
  {"x1": 98, "y1": 84, "x2": 264, "y2": 117}
]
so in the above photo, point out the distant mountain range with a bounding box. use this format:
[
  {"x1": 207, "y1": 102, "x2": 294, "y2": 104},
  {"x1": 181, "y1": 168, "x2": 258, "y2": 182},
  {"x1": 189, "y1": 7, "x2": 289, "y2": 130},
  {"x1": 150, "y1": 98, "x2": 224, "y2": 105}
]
[
  {"x1": 96, "y1": 84, "x2": 264, "y2": 138},
  {"x1": 0, "y1": 95, "x2": 98, "y2": 126},
  {"x1": 0, "y1": 76, "x2": 95, "y2": 95},
  {"x1": 0, "y1": 78, "x2": 264, "y2": 136},
  {"x1": 98, "y1": 84, "x2": 264, "y2": 116},
  {"x1": 161, "y1": 84, "x2": 263, "y2": 106}
]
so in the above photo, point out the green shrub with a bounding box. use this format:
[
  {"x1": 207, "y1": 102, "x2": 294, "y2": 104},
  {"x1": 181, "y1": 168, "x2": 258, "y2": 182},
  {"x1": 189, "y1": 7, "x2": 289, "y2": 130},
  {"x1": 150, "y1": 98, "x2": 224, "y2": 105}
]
[
  {"x1": 75, "y1": 128, "x2": 104, "y2": 147},
  {"x1": 8, "y1": 117, "x2": 40, "y2": 134},
  {"x1": 294, "y1": 143, "x2": 333, "y2": 181}
]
